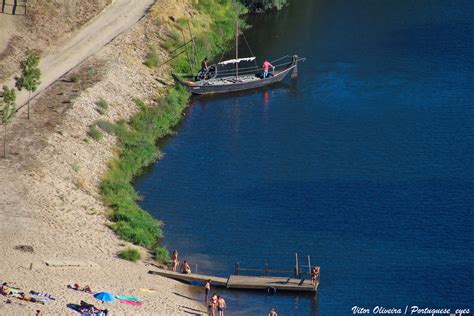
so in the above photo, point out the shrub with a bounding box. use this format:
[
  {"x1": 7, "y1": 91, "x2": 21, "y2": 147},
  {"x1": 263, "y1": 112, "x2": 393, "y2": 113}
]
[
  {"x1": 153, "y1": 246, "x2": 170, "y2": 263},
  {"x1": 96, "y1": 120, "x2": 117, "y2": 135},
  {"x1": 144, "y1": 44, "x2": 159, "y2": 68},
  {"x1": 88, "y1": 125, "x2": 103, "y2": 141},
  {"x1": 70, "y1": 74, "x2": 79, "y2": 83},
  {"x1": 118, "y1": 247, "x2": 141, "y2": 262},
  {"x1": 95, "y1": 98, "x2": 108, "y2": 114}
]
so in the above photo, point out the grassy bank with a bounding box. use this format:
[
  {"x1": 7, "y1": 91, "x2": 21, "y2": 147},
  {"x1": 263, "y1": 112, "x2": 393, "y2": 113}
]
[{"x1": 100, "y1": 0, "x2": 240, "y2": 262}]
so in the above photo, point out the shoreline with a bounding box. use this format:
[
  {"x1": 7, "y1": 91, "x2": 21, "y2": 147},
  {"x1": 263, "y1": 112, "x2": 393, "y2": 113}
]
[{"x1": 0, "y1": 0, "x2": 238, "y2": 314}]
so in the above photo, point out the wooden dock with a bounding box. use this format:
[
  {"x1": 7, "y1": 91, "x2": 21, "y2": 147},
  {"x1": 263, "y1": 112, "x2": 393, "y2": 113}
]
[
  {"x1": 148, "y1": 269, "x2": 318, "y2": 293},
  {"x1": 148, "y1": 269, "x2": 228, "y2": 287}
]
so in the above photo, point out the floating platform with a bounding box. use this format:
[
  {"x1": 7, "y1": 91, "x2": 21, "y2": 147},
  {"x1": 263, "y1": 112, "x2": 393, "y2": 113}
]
[{"x1": 148, "y1": 269, "x2": 318, "y2": 293}]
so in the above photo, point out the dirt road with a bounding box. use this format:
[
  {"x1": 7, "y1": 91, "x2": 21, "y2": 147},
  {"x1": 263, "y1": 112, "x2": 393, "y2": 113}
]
[{"x1": 1, "y1": 0, "x2": 156, "y2": 111}]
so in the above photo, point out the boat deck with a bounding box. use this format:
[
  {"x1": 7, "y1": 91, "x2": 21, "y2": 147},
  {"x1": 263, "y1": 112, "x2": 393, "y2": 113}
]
[
  {"x1": 199, "y1": 74, "x2": 262, "y2": 86},
  {"x1": 148, "y1": 269, "x2": 318, "y2": 293}
]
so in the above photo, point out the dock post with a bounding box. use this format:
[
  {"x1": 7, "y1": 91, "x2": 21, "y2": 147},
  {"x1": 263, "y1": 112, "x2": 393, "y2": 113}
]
[
  {"x1": 295, "y1": 253, "x2": 299, "y2": 278},
  {"x1": 235, "y1": 262, "x2": 240, "y2": 275},
  {"x1": 307, "y1": 255, "x2": 311, "y2": 275},
  {"x1": 195, "y1": 263, "x2": 198, "y2": 274},
  {"x1": 291, "y1": 55, "x2": 299, "y2": 79}
]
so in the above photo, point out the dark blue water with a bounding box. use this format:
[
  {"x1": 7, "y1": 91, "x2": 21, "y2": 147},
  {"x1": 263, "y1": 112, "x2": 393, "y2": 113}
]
[{"x1": 135, "y1": 1, "x2": 474, "y2": 314}]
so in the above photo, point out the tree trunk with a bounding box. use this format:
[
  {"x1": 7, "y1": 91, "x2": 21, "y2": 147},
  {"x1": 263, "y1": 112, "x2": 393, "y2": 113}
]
[
  {"x1": 3, "y1": 124, "x2": 6, "y2": 158},
  {"x1": 28, "y1": 91, "x2": 31, "y2": 119}
]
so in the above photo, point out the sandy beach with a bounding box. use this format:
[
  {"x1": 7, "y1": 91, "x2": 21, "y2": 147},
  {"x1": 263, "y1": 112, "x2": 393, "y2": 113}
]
[{"x1": 0, "y1": 0, "x2": 208, "y2": 314}]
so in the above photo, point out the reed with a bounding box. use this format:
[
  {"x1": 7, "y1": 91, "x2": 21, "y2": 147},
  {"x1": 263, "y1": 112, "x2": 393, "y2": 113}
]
[{"x1": 100, "y1": 1, "x2": 240, "y2": 260}]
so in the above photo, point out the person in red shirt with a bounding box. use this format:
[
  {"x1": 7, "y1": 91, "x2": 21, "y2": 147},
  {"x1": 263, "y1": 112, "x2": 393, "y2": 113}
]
[{"x1": 262, "y1": 59, "x2": 274, "y2": 78}]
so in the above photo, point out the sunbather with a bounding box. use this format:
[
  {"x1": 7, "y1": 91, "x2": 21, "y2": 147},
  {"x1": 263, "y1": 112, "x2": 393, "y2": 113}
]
[{"x1": 83, "y1": 285, "x2": 93, "y2": 293}]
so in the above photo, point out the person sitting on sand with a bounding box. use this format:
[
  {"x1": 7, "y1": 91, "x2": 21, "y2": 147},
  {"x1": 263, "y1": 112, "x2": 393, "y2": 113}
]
[
  {"x1": 182, "y1": 260, "x2": 191, "y2": 274},
  {"x1": 171, "y1": 250, "x2": 179, "y2": 272},
  {"x1": 0, "y1": 283, "x2": 7, "y2": 296}
]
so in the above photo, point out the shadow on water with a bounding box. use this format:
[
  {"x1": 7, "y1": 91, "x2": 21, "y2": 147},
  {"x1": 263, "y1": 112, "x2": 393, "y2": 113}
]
[{"x1": 191, "y1": 81, "x2": 297, "y2": 104}]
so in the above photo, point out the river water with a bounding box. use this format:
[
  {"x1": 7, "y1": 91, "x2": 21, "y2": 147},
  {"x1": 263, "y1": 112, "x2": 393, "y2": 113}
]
[{"x1": 135, "y1": 0, "x2": 474, "y2": 314}]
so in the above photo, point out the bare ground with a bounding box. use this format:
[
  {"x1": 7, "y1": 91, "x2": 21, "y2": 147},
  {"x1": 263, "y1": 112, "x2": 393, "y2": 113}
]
[{"x1": 0, "y1": 0, "x2": 209, "y2": 315}]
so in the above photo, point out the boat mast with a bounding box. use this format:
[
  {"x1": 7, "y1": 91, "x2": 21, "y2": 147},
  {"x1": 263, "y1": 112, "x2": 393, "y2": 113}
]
[{"x1": 235, "y1": 3, "x2": 239, "y2": 79}]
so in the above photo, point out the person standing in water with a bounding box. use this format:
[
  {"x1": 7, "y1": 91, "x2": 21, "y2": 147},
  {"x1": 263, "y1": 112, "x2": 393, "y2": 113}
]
[
  {"x1": 210, "y1": 293, "x2": 218, "y2": 316},
  {"x1": 217, "y1": 295, "x2": 226, "y2": 316},
  {"x1": 268, "y1": 307, "x2": 278, "y2": 316},
  {"x1": 262, "y1": 59, "x2": 274, "y2": 78}
]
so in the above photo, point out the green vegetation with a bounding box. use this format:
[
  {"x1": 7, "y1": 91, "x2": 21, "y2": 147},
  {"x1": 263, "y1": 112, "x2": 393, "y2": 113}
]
[
  {"x1": 100, "y1": 87, "x2": 189, "y2": 250},
  {"x1": 1, "y1": 85, "x2": 16, "y2": 157},
  {"x1": 70, "y1": 74, "x2": 80, "y2": 83},
  {"x1": 96, "y1": 119, "x2": 118, "y2": 135},
  {"x1": 240, "y1": 0, "x2": 287, "y2": 13},
  {"x1": 71, "y1": 163, "x2": 80, "y2": 172},
  {"x1": 153, "y1": 246, "x2": 170, "y2": 264},
  {"x1": 15, "y1": 50, "x2": 41, "y2": 120},
  {"x1": 88, "y1": 124, "x2": 103, "y2": 141},
  {"x1": 161, "y1": 0, "x2": 243, "y2": 74},
  {"x1": 118, "y1": 247, "x2": 142, "y2": 262},
  {"x1": 144, "y1": 44, "x2": 159, "y2": 68},
  {"x1": 100, "y1": 1, "x2": 239, "y2": 260},
  {"x1": 95, "y1": 98, "x2": 109, "y2": 115}
]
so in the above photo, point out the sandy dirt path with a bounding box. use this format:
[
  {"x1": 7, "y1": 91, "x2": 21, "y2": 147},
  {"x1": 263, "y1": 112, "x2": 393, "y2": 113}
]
[
  {"x1": 1, "y1": 0, "x2": 156, "y2": 111},
  {"x1": 0, "y1": 15, "x2": 15, "y2": 53}
]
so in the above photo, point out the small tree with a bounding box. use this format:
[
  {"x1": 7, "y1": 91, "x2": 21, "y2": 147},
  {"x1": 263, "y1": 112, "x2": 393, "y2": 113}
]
[
  {"x1": 15, "y1": 51, "x2": 41, "y2": 120},
  {"x1": 1, "y1": 86, "x2": 16, "y2": 158}
]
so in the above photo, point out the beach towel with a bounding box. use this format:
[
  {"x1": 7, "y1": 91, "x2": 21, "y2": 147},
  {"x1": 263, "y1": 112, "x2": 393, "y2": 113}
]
[
  {"x1": 31, "y1": 297, "x2": 49, "y2": 303},
  {"x1": 139, "y1": 288, "x2": 156, "y2": 293},
  {"x1": 115, "y1": 295, "x2": 140, "y2": 302},
  {"x1": 118, "y1": 299, "x2": 142, "y2": 306},
  {"x1": 30, "y1": 290, "x2": 56, "y2": 300}
]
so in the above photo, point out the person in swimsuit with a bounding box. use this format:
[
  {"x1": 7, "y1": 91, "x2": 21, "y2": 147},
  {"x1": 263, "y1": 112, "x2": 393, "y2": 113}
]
[
  {"x1": 311, "y1": 265, "x2": 320, "y2": 286},
  {"x1": 204, "y1": 279, "x2": 211, "y2": 304},
  {"x1": 217, "y1": 295, "x2": 226, "y2": 316},
  {"x1": 268, "y1": 307, "x2": 278, "y2": 316},
  {"x1": 171, "y1": 250, "x2": 179, "y2": 271},
  {"x1": 182, "y1": 260, "x2": 191, "y2": 274},
  {"x1": 210, "y1": 293, "x2": 218, "y2": 316}
]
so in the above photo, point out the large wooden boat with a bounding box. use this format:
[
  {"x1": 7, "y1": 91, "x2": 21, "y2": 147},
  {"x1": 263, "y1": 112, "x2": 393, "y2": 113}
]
[{"x1": 172, "y1": 55, "x2": 304, "y2": 95}]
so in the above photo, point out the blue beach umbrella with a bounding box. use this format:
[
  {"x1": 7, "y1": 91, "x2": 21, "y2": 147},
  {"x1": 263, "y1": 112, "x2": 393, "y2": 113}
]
[{"x1": 93, "y1": 292, "x2": 116, "y2": 303}]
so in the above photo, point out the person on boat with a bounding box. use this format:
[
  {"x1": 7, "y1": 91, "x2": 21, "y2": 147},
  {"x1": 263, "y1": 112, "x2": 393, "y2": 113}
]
[
  {"x1": 171, "y1": 250, "x2": 179, "y2": 271},
  {"x1": 262, "y1": 59, "x2": 274, "y2": 78},
  {"x1": 217, "y1": 295, "x2": 226, "y2": 316},
  {"x1": 200, "y1": 57, "x2": 209, "y2": 80}
]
